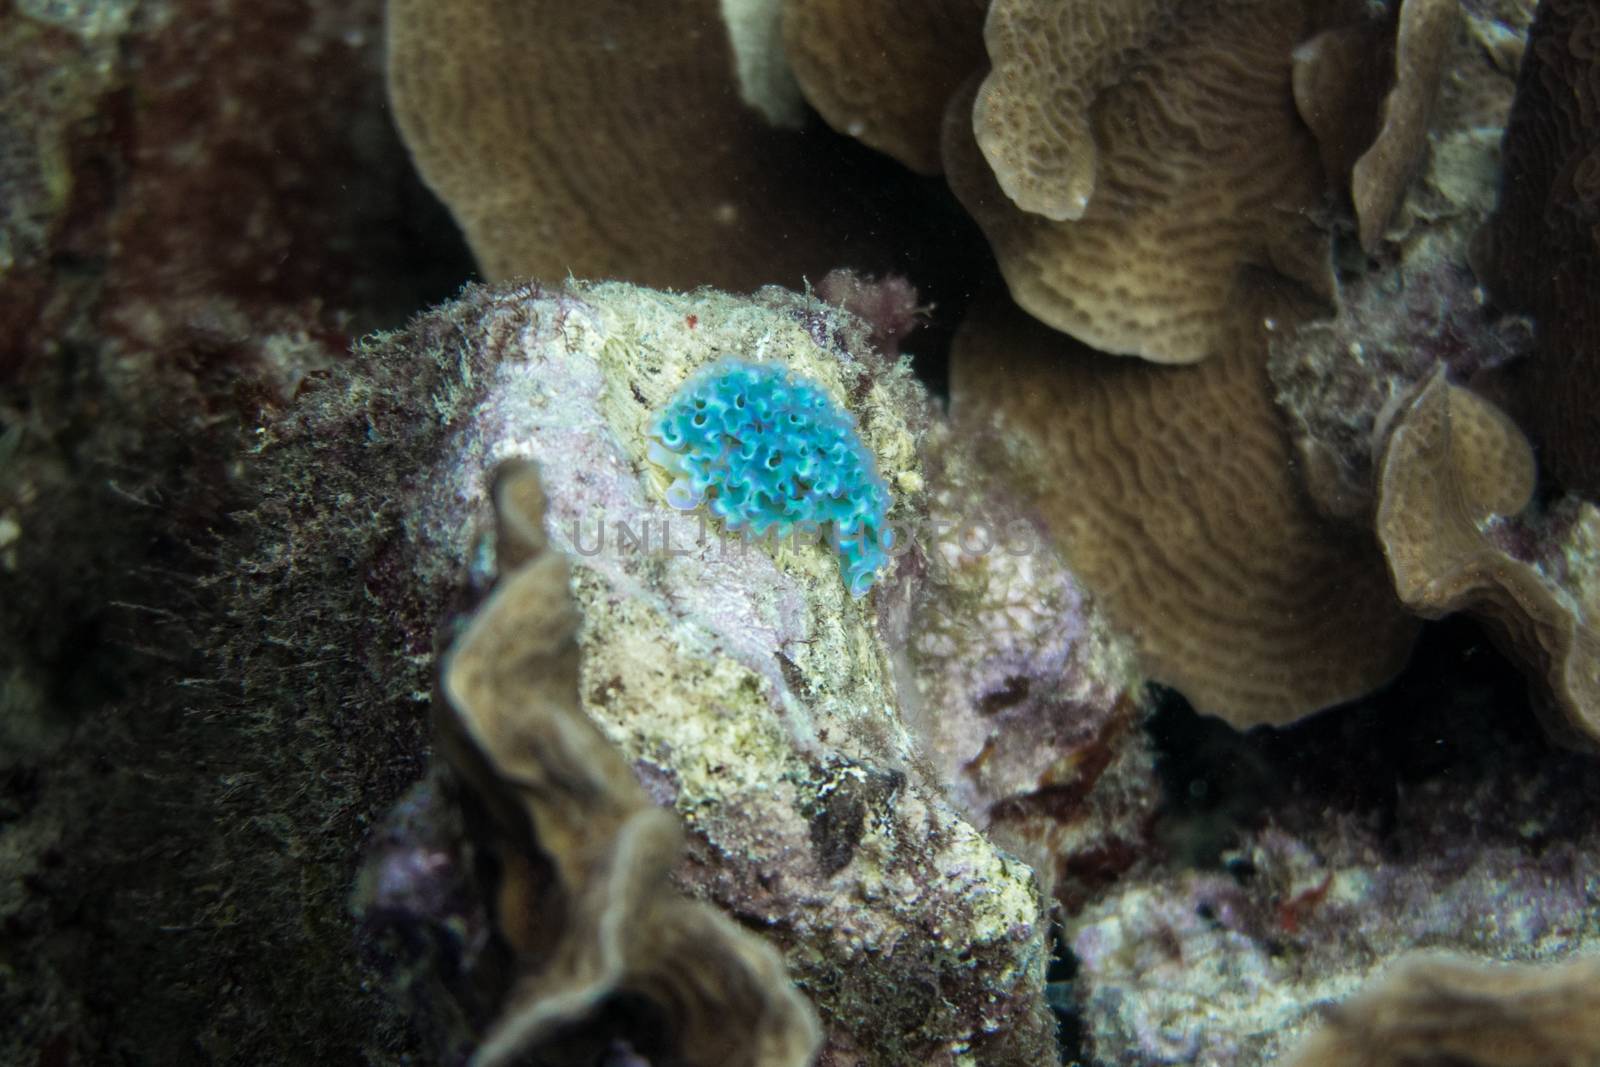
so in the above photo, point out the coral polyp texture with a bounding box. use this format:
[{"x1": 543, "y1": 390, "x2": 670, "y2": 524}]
[{"x1": 649, "y1": 359, "x2": 893, "y2": 597}]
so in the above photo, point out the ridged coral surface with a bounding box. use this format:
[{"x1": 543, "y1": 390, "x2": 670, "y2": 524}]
[{"x1": 649, "y1": 359, "x2": 893, "y2": 597}]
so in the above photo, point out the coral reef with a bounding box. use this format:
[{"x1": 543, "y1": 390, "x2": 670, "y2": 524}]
[
  {"x1": 1272, "y1": 0, "x2": 1533, "y2": 523},
  {"x1": 1268, "y1": 0, "x2": 1600, "y2": 750},
  {"x1": 936, "y1": 0, "x2": 1556, "y2": 738},
  {"x1": 332, "y1": 278, "x2": 1151, "y2": 1063},
  {"x1": 8, "y1": 0, "x2": 1600, "y2": 1063},
  {"x1": 926, "y1": 0, "x2": 1550, "y2": 750}
]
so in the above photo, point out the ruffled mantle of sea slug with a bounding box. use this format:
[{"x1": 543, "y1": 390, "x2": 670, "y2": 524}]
[{"x1": 373, "y1": 279, "x2": 1083, "y2": 1063}]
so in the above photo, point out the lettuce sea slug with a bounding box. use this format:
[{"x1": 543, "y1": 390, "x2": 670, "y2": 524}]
[{"x1": 647, "y1": 358, "x2": 894, "y2": 596}]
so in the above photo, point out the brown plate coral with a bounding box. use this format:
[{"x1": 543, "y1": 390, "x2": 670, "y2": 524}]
[
  {"x1": 781, "y1": 0, "x2": 987, "y2": 175},
  {"x1": 386, "y1": 0, "x2": 906, "y2": 290},
  {"x1": 949, "y1": 287, "x2": 1419, "y2": 728},
  {"x1": 953, "y1": 0, "x2": 1340, "y2": 363},
  {"x1": 1375, "y1": 369, "x2": 1600, "y2": 749},
  {"x1": 1279, "y1": 952, "x2": 1600, "y2": 1067}
]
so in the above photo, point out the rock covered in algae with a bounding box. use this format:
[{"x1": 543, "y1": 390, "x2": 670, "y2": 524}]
[
  {"x1": 1064, "y1": 682, "x2": 1600, "y2": 1067},
  {"x1": 0, "y1": 0, "x2": 478, "y2": 1059},
  {"x1": 902, "y1": 419, "x2": 1153, "y2": 909},
  {"x1": 343, "y1": 278, "x2": 1147, "y2": 1063}
]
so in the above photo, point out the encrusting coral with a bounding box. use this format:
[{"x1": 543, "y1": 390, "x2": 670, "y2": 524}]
[
  {"x1": 1277, "y1": 952, "x2": 1600, "y2": 1067},
  {"x1": 433, "y1": 459, "x2": 821, "y2": 1065}
]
